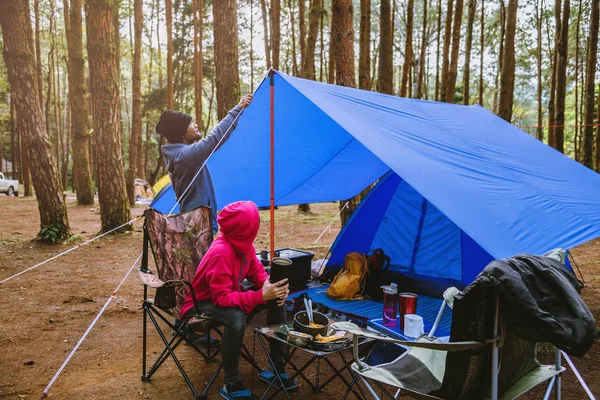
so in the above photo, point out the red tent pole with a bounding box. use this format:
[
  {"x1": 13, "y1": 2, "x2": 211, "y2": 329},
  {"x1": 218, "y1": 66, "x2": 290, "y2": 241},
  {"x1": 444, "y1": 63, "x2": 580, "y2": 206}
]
[{"x1": 269, "y1": 68, "x2": 275, "y2": 265}]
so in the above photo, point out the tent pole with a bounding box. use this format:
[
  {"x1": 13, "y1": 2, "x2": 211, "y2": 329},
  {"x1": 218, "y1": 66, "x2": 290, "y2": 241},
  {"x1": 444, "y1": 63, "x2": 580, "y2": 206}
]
[{"x1": 269, "y1": 68, "x2": 275, "y2": 266}]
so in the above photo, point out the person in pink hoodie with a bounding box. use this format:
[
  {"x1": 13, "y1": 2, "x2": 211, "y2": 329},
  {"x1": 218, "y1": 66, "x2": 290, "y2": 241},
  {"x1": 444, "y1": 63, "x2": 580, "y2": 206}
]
[{"x1": 181, "y1": 201, "x2": 295, "y2": 400}]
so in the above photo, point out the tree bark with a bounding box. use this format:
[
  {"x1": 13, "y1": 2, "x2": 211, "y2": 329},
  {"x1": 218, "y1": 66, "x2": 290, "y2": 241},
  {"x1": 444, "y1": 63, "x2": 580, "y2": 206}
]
[
  {"x1": 416, "y1": 0, "x2": 429, "y2": 98},
  {"x1": 261, "y1": 0, "x2": 271, "y2": 68},
  {"x1": 0, "y1": 0, "x2": 71, "y2": 239},
  {"x1": 583, "y1": 0, "x2": 599, "y2": 167},
  {"x1": 378, "y1": 0, "x2": 394, "y2": 94},
  {"x1": 319, "y1": 7, "x2": 325, "y2": 81},
  {"x1": 401, "y1": 0, "x2": 415, "y2": 97},
  {"x1": 497, "y1": 0, "x2": 517, "y2": 122},
  {"x1": 440, "y1": 0, "x2": 454, "y2": 102},
  {"x1": 463, "y1": 0, "x2": 476, "y2": 104},
  {"x1": 34, "y1": 0, "x2": 43, "y2": 110},
  {"x1": 445, "y1": 0, "x2": 464, "y2": 103},
  {"x1": 64, "y1": 0, "x2": 95, "y2": 205},
  {"x1": 435, "y1": 0, "x2": 442, "y2": 100},
  {"x1": 85, "y1": 0, "x2": 132, "y2": 232},
  {"x1": 127, "y1": 0, "x2": 143, "y2": 206},
  {"x1": 288, "y1": 0, "x2": 299, "y2": 75},
  {"x1": 166, "y1": 0, "x2": 174, "y2": 109},
  {"x1": 553, "y1": 0, "x2": 570, "y2": 153},
  {"x1": 573, "y1": 0, "x2": 581, "y2": 160},
  {"x1": 271, "y1": 0, "x2": 281, "y2": 69},
  {"x1": 213, "y1": 0, "x2": 241, "y2": 120},
  {"x1": 193, "y1": 0, "x2": 203, "y2": 123},
  {"x1": 493, "y1": 0, "x2": 506, "y2": 113},
  {"x1": 332, "y1": 0, "x2": 359, "y2": 225},
  {"x1": 547, "y1": 0, "x2": 561, "y2": 148},
  {"x1": 478, "y1": 0, "x2": 485, "y2": 104},
  {"x1": 303, "y1": 0, "x2": 322, "y2": 79},
  {"x1": 359, "y1": 0, "x2": 371, "y2": 90},
  {"x1": 299, "y1": 0, "x2": 307, "y2": 67},
  {"x1": 596, "y1": 82, "x2": 600, "y2": 171},
  {"x1": 328, "y1": 1, "x2": 338, "y2": 84},
  {"x1": 535, "y1": 0, "x2": 543, "y2": 141}
]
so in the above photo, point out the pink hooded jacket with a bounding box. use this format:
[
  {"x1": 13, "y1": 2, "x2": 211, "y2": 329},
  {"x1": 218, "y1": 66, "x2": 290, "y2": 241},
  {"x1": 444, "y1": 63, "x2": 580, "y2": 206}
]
[{"x1": 180, "y1": 201, "x2": 268, "y2": 316}]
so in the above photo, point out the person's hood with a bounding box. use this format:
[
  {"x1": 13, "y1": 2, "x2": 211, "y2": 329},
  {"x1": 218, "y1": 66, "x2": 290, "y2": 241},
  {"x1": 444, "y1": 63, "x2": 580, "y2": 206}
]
[
  {"x1": 217, "y1": 201, "x2": 260, "y2": 256},
  {"x1": 161, "y1": 143, "x2": 186, "y2": 174}
]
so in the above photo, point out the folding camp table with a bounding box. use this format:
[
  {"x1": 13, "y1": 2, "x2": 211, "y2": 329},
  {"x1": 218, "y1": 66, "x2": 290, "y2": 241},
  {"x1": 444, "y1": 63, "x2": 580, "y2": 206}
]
[{"x1": 253, "y1": 321, "x2": 377, "y2": 400}]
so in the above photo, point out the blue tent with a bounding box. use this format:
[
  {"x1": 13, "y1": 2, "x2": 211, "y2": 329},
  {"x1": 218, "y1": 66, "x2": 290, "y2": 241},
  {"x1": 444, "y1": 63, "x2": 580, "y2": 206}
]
[{"x1": 153, "y1": 71, "x2": 600, "y2": 286}]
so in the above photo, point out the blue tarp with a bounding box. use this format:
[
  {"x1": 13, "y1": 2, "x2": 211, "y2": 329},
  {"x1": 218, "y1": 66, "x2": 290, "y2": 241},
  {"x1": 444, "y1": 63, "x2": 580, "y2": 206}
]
[{"x1": 153, "y1": 71, "x2": 600, "y2": 285}]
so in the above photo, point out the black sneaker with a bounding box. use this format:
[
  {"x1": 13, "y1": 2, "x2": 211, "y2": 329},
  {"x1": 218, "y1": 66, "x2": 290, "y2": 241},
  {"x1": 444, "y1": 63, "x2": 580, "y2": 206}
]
[{"x1": 219, "y1": 381, "x2": 256, "y2": 400}]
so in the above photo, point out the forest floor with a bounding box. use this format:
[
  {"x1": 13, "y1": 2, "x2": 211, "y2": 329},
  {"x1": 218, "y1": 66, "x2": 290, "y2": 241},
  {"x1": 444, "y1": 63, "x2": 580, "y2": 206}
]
[{"x1": 0, "y1": 195, "x2": 598, "y2": 399}]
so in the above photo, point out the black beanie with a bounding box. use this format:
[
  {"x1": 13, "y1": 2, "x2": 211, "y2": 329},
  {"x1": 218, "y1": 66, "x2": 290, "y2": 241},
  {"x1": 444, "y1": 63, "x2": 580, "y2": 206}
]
[{"x1": 155, "y1": 110, "x2": 193, "y2": 143}]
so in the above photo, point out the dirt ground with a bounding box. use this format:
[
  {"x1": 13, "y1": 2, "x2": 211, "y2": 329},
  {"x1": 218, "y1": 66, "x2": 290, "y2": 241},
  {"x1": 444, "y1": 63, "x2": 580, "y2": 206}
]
[{"x1": 0, "y1": 195, "x2": 598, "y2": 399}]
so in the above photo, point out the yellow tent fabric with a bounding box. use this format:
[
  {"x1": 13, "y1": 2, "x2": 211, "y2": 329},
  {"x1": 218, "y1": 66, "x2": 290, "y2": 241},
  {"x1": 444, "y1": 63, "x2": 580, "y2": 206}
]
[{"x1": 153, "y1": 174, "x2": 171, "y2": 194}]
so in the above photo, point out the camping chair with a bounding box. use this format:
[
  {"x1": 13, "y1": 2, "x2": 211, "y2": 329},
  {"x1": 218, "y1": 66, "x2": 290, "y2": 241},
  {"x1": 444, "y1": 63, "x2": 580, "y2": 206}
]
[
  {"x1": 333, "y1": 286, "x2": 569, "y2": 400},
  {"x1": 138, "y1": 207, "x2": 261, "y2": 399}
]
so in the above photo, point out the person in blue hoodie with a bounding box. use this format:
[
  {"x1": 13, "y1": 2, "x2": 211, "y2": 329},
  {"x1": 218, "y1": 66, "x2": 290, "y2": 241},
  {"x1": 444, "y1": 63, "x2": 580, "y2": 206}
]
[{"x1": 155, "y1": 94, "x2": 253, "y2": 347}]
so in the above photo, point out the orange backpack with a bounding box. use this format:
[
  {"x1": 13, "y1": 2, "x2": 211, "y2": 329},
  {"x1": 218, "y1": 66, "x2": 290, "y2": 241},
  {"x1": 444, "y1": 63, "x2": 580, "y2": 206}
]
[{"x1": 326, "y1": 252, "x2": 369, "y2": 300}]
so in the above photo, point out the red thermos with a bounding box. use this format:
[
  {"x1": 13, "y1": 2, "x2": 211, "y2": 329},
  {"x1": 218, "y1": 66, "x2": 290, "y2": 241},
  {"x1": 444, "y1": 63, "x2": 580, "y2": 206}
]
[{"x1": 399, "y1": 292, "x2": 417, "y2": 330}]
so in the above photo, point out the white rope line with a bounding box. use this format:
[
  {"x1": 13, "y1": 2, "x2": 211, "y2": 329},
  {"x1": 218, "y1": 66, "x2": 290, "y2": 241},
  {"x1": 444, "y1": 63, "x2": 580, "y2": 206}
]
[
  {"x1": 561, "y1": 350, "x2": 596, "y2": 399},
  {"x1": 0, "y1": 216, "x2": 143, "y2": 285},
  {"x1": 312, "y1": 201, "x2": 348, "y2": 245},
  {"x1": 42, "y1": 252, "x2": 142, "y2": 398}
]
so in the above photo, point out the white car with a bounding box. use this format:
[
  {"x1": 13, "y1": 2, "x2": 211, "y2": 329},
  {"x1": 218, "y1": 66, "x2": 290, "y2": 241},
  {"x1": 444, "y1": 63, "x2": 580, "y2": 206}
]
[{"x1": 0, "y1": 172, "x2": 19, "y2": 196}]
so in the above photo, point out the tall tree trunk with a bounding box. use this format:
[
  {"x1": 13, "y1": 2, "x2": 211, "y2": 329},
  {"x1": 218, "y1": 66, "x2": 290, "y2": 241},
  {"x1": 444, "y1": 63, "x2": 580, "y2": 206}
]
[
  {"x1": 378, "y1": 0, "x2": 394, "y2": 94},
  {"x1": 536, "y1": 0, "x2": 543, "y2": 141},
  {"x1": 0, "y1": 0, "x2": 71, "y2": 239},
  {"x1": 299, "y1": 0, "x2": 307, "y2": 67},
  {"x1": 553, "y1": 0, "x2": 570, "y2": 153},
  {"x1": 401, "y1": 0, "x2": 415, "y2": 97},
  {"x1": 493, "y1": 0, "x2": 505, "y2": 113},
  {"x1": 213, "y1": 0, "x2": 241, "y2": 120},
  {"x1": 359, "y1": 0, "x2": 371, "y2": 90},
  {"x1": 288, "y1": 0, "x2": 299, "y2": 75},
  {"x1": 34, "y1": 0, "x2": 43, "y2": 110},
  {"x1": 86, "y1": 0, "x2": 132, "y2": 232},
  {"x1": 298, "y1": 0, "x2": 322, "y2": 213},
  {"x1": 64, "y1": 0, "x2": 95, "y2": 205},
  {"x1": 435, "y1": 0, "x2": 442, "y2": 100},
  {"x1": 583, "y1": 0, "x2": 599, "y2": 167},
  {"x1": 193, "y1": 0, "x2": 203, "y2": 123},
  {"x1": 596, "y1": 82, "x2": 600, "y2": 171},
  {"x1": 547, "y1": 0, "x2": 561, "y2": 148},
  {"x1": 446, "y1": 0, "x2": 464, "y2": 103},
  {"x1": 332, "y1": 0, "x2": 359, "y2": 225},
  {"x1": 10, "y1": 95, "x2": 17, "y2": 181},
  {"x1": 271, "y1": 0, "x2": 281, "y2": 69},
  {"x1": 261, "y1": 0, "x2": 271, "y2": 68},
  {"x1": 328, "y1": 2, "x2": 338, "y2": 84},
  {"x1": 497, "y1": 0, "x2": 517, "y2": 122},
  {"x1": 319, "y1": 7, "x2": 325, "y2": 81},
  {"x1": 440, "y1": 0, "x2": 454, "y2": 101},
  {"x1": 416, "y1": 0, "x2": 428, "y2": 98},
  {"x1": 463, "y1": 0, "x2": 476, "y2": 104},
  {"x1": 127, "y1": 0, "x2": 143, "y2": 206},
  {"x1": 573, "y1": 0, "x2": 581, "y2": 160},
  {"x1": 303, "y1": 0, "x2": 322, "y2": 79},
  {"x1": 156, "y1": 0, "x2": 163, "y2": 88},
  {"x1": 478, "y1": 0, "x2": 485, "y2": 104},
  {"x1": 166, "y1": 0, "x2": 174, "y2": 109}
]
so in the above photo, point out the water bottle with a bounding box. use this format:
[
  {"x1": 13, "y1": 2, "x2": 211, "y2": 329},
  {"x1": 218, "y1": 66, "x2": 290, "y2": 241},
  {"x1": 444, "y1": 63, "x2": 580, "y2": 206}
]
[{"x1": 382, "y1": 284, "x2": 398, "y2": 328}]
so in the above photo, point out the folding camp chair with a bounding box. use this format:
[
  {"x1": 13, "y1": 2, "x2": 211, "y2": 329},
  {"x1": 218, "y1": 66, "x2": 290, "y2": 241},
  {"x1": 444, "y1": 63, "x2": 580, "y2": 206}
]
[
  {"x1": 333, "y1": 290, "x2": 570, "y2": 400},
  {"x1": 138, "y1": 207, "x2": 262, "y2": 399},
  {"x1": 332, "y1": 248, "x2": 598, "y2": 400}
]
